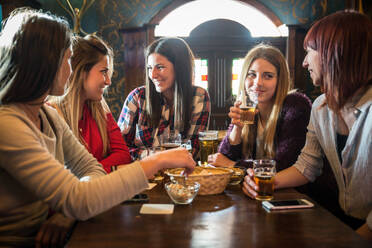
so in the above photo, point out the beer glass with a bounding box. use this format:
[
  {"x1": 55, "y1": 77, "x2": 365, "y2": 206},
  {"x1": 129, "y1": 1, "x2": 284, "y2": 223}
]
[
  {"x1": 181, "y1": 139, "x2": 193, "y2": 154},
  {"x1": 160, "y1": 131, "x2": 181, "y2": 150},
  {"x1": 253, "y1": 159, "x2": 276, "y2": 200},
  {"x1": 240, "y1": 89, "x2": 258, "y2": 125},
  {"x1": 199, "y1": 131, "x2": 219, "y2": 166}
]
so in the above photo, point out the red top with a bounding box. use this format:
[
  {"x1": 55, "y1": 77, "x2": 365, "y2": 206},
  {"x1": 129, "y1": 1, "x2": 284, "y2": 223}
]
[{"x1": 79, "y1": 104, "x2": 132, "y2": 173}]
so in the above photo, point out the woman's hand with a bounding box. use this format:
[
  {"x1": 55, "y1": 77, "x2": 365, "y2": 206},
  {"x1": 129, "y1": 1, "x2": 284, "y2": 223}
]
[
  {"x1": 35, "y1": 213, "x2": 75, "y2": 248},
  {"x1": 228, "y1": 101, "x2": 244, "y2": 128},
  {"x1": 208, "y1": 153, "x2": 235, "y2": 167},
  {"x1": 140, "y1": 148, "x2": 196, "y2": 178},
  {"x1": 242, "y1": 168, "x2": 259, "y2": 199}
]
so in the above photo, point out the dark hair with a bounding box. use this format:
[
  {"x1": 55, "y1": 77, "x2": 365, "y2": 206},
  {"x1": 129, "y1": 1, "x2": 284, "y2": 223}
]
[
  {"x1": 0, "y1": 8, "x2": 72, "y2": 104},
  {"x1": 303, "y1": 10, "x2": 372, "y2": 111},
  {"x1": 145, "y1": 37, "x2": 194, "y2": 134}
]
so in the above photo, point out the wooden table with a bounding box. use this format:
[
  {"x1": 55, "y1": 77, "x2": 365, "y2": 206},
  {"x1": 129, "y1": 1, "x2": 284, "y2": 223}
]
[{"x1": 67, "y1": 184, "x2": 370, "y2": 248}]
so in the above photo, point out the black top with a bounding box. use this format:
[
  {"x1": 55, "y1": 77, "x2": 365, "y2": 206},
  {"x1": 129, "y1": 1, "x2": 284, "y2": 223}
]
[{"x1": 336, "y1": 132, "x2": 348, "y2": 164}]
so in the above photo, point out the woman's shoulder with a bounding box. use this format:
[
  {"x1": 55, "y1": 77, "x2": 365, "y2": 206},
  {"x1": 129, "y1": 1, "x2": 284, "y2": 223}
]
[
  {"x1": 125, "y1": 86, "x2": 146, "y2": 105},
  {"x1": 128, "y1": 86, "x2": 146, "y2": 98},
  {"x1": 283, "y1": 91, "x2": 312, "y2": 109},
  {"x1": 193, "y1": 86, "x2": 210, "y2": 98}
]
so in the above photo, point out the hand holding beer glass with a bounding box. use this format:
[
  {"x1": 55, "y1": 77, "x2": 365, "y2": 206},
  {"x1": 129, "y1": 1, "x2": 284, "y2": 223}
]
[
  {"x1": 239, "y1": 89, "x2": 258, "y2": 125},
  {"x1": 253, "y1": 159, "x2": 276, "y2": 200}
]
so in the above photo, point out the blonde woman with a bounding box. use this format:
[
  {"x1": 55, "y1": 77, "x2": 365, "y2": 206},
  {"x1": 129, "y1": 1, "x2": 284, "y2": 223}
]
[
  {"x1": 209, "y1": 44, "x2": 311, "y2": 172},
  {"x1": 50, "y1": 34, "x2": 131, "y2": 173}
]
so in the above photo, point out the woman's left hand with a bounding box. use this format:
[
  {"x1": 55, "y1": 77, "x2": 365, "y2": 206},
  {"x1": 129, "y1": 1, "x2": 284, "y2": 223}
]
[
  {"x1": 35, "y1": 213, "x2": 75, "y2": 248},
  {"x1": 208, "y1": 153, "x2": 235, "y2": 167}
]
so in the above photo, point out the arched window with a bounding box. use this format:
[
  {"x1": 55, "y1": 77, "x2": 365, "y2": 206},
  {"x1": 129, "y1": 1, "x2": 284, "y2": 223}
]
[
  {"x1": 155, "y1": 0, "x2": 288, "y2": 37},
  {"x1": 149, "y1": 0, "x2": 288, "y2": 129}
]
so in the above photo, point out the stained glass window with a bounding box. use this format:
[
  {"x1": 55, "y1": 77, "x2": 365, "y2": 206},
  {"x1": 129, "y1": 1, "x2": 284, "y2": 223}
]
[
  {"x1": 232, "y1": 58, "x2": 244, "y2": 96},
  {"x1": 194, "y1": 58, "x2": 208, "y2": 90}
]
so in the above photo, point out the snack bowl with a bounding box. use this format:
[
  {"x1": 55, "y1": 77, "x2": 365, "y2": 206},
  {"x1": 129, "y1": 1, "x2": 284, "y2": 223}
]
[
  {"x1": 165, "y1": 181, "x2": 200, "y2": 204},
  {"x1": 165, "y1": 167, "x2": 232, "y2": 195},
  {"x1": 228, "y1": 167, "x2": 245, "y2": 185}
]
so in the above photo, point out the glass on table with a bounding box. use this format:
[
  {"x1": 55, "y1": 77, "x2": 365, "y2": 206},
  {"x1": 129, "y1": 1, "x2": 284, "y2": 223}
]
[
  {"x1": 160, "y1": 130, "x2": 182, "y2": 150},
  {"x1": 253, "y1": 159, "x2": 276, "y2": 201},
  {"x1": 199, "y1": 130, "x2": 219, "y2": 166},
  {"x1": 181, "y1": 139, "x2": 192, "y2": 153}
]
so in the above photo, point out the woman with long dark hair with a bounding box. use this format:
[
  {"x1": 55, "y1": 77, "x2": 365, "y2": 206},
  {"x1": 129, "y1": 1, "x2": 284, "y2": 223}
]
[{"x1": 118, "y1": 37, "x2": 211, "y2": 160}]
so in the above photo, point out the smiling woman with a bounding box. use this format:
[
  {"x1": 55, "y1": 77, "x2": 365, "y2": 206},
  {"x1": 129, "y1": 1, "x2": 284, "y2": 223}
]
[
  {"x1": 118, "y1": 37, "x2": 211, "y2": 160},
  {"x1": 49, "y1": 34, "x2": 132, "y2": 174},
  {"x1": 209, "y1": 44, "x2": 312, "y2": 173}
]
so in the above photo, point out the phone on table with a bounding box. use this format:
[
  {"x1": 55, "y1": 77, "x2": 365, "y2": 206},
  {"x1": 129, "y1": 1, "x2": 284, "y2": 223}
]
[
  {"x1": 122, "y1": 193, "x2": 149, "y2": 204},
  {"x1": 262, "y1": 199, "x2": 314, "y2": 211}
]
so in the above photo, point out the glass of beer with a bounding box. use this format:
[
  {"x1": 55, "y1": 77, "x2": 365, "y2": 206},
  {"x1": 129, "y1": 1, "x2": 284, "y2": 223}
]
[
  {"x1": 160, "y1": 131, "x2": 181, "y2": 150},
  {"x1": 239, "y1": 89, "x2": 258, "y2": 125},
  {"x1": 199, "y1": 131, "x2": 219, "y2": 166},
  {"x1": 253, "y1": 159, "x2": 276, "y2": 200}
]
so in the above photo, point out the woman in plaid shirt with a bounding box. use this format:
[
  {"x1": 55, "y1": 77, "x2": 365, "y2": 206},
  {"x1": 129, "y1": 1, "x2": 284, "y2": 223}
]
[{"x1": 118, "y1": 37, "x2": 210, "y2": 160}]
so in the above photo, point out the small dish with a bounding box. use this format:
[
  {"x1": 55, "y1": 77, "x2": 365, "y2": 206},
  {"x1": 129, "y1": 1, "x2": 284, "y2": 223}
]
[
  {"x1": 165, "y1": 181, "x2": 200, "y2": 204},
  {"x1": 228, "y1": 167, "x2": 245, "y2": 185}
]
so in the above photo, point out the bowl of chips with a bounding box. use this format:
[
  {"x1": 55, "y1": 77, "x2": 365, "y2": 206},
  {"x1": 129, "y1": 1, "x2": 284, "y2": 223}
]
[
  {"x1": 165, "y1": 181, "x2": 200, "y2": 204},
  {"x1": 165, "y1": 167, "x2": 232, "y2": 195}
]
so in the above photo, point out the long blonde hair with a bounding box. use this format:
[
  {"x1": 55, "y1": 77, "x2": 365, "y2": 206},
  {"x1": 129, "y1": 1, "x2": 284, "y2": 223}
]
[
  {"x1": 49, "y1": 34, "x2": 113, "y2": 157},
  {"x1": 239, "y1": 44, "x2": 292, "y2": 159}
]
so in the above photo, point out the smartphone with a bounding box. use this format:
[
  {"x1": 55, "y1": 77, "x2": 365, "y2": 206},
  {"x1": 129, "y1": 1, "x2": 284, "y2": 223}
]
[
  {"x1": 262, "y1": 199, "x2": 314, "y2": 211},
  {"x1": 122, "y1": 193, "x2": 149, "y2": 204}
]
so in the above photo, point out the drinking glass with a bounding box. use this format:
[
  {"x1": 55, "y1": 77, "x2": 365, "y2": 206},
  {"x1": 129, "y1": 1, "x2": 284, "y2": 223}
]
[
  {"x1": 181, "y1": 139, "x2": 193, "y2": 154},
  {"x1": 199, "y1": 130, "x2": 219, "y2": 166},
  {"x1": 160, "y1": 130, "x2": 182, "y2": 150},
  {"x1": 239, "y1": 89, "x2": 258, "y2": 125},
  {"x1": 253, "y1": 159, "x2": 276, "y2": 200}
]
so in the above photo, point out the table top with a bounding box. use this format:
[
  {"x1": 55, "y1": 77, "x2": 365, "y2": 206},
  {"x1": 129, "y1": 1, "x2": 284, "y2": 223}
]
[{"x1": 66, "y1": 184, "x2": 370, "y2": 248}]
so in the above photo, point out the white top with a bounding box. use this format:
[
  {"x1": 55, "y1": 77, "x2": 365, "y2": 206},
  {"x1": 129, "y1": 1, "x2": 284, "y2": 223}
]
[{"x1": 293, "y1": 86, "x2": 372, "y2": 229}]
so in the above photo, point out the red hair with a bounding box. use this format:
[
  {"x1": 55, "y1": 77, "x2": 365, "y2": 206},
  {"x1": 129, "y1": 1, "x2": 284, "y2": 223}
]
[{"x1": 304, "y1": 10, "x2": 372, "y2": 111}]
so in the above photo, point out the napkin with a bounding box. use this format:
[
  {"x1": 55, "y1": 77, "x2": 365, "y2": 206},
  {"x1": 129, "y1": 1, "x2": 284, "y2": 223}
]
[{"x1": 140, "y1": 204, "x2": 174, "y2": 214}]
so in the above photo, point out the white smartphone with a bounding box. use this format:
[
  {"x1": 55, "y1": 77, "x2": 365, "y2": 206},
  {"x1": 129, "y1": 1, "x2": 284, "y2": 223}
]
[{"x1": 262, "y1": 199, "x2": 314, "y2": 211}]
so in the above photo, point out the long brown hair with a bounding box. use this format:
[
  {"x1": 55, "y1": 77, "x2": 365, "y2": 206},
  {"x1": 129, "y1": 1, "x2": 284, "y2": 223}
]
[
  {"x1": 145, "y1": 37, "x2": 194, "y2": 135},
  {"x1": 239, "y1": 44, "x2": 292, "y2": 159},
  {"x1": 50, "y1": 35, "x2": 113, "y2": 157},
  {"x1": 0, "y1": 8, "x2": 71, "y2": 104},
  {"x1": 303, "y1": 10, "x2": 372, "y2": 111}
]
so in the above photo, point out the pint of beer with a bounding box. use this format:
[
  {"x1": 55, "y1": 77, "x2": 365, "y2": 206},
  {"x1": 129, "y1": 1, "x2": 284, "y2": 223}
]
[
  {"x1": 160, "y1": 131, "x2": 181, "y2": 150},
  {"x1": 240, "y1": 106, "x2": 256, "y2": 125},
  {"x1": 239, "y1": 89, "x2": 258, "y2": 125},
  {"x1": 199, "y1": 131, "x2": 219, "y2": 166},
  {"x1": 253, "y1": 159, "x2": 276, "y2": 200}
]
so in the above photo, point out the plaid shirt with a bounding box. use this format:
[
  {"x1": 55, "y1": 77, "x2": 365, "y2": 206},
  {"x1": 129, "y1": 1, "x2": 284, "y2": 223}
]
[{"x1": 118, "y1": 86, "x2": 210, "y2": 160}]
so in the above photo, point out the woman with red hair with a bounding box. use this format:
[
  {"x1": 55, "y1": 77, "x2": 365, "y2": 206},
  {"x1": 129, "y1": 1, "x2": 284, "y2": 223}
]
[{"x1": 243, "y1": 10, "x2": 372, "y2": 241}]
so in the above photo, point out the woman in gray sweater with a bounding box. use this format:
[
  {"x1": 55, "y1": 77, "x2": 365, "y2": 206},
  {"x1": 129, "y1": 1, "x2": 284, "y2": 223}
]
[{"x1": 0, "y1": 8, "x2": 195, "y2": 247}]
